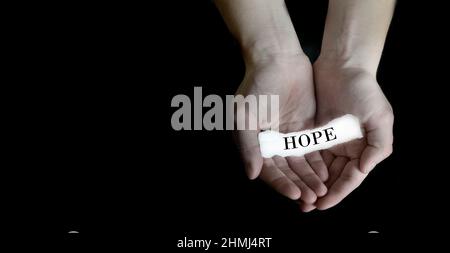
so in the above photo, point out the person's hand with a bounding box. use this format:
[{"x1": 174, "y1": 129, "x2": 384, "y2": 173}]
[
  {"x1": 216, "y1": 0, "x2": 395, "y2": 211},
  {"x1": 235, "y1": 53, "x2": 328, "y2": 205},
  {"x1": 300, "y1": 60, "x2": 393, "y2": 211}
]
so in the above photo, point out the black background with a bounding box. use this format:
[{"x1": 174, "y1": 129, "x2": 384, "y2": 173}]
[{"x1": 10, "y1": 0, "x2": 448, "y2": 249}]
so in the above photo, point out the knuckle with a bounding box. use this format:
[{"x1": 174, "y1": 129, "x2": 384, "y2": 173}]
[
  {"x1": 384, "y1": 145, "x2": 393, "y2": 157},
  {"x1": 380, "y1": 109, "x2": 394, "y2": 124}
]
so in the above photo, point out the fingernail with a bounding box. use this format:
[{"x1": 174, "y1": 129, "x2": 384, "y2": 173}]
[{"x1": 246, "y1": 167, "x2": 257, "y2": 180}]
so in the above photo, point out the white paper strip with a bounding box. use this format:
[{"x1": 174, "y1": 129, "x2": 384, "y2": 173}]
[{"x1": 258, "y1": 114, "x2": 363, "y2": 158}]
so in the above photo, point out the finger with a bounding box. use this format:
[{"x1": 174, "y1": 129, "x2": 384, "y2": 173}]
[
  {"x1": 273, "y1": 156, "x2": 317, "y2": 204},
  {"x1": 360, "y1": 115, "x2": 394, "y2": 173},
  {"x1": 305, "y1": 151, "x2": 329, "y2": 182},
  {"x1": 286, "y1": 156, "x2": 327, "y2": 198},
  {"x1": 259, "y1": 158, "x2": 301, "y2": 200},
  {"x1": 316, "y1": 159, "x2": 367, "y2": 210},
  {"x1": 299, "y1": 202, "x2": 316, "y2": 213},
  {"x1": 321, "y1": 150, "x2": 335, "y2": 168},
  {"x1": 294, "y1": 178, "x2": 317, "y2": 204},
  {"x1": 325, "y1": 156, "x2": 348, "y2": 188},
  {"x1": 235, "y1": 130, "x2": 263, "y2": 179}
]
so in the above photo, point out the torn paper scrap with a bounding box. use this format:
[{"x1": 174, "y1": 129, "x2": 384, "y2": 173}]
[{"x1": 258, "y1": 114, "x2": 363, "y2": 158}]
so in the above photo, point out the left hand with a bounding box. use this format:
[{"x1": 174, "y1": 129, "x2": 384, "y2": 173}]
[{"x1": 301, "y1": 60, "x2": 394, "y2": 211}]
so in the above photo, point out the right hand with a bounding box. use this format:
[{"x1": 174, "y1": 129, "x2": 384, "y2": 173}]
[{"x1": 235, "y1": 53, "x2": 328, "y2": 206}]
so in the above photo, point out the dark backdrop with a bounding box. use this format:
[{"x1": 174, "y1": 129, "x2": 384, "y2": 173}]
[{"x1": 13, "y1": 0, "x2": 447, "y2": 248}]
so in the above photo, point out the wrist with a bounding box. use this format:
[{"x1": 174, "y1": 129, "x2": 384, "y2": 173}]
[
  {"x1": 313, "y1": 56, "x2": 379, "y2": 89},
  {"x1": 314, "y1": 53, "x2": 378, "y2": 77},
  {"x1": 241, "y1": 34, "x2": 304, "y2": 67}
]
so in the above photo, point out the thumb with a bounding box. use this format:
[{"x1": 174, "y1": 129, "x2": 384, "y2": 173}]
[
  {"x1": 235, "y1": 130, "x2": 263, "y2": 179},
  {"x1": 360, "y1": 114, "x2": 394, "y2": 173}
]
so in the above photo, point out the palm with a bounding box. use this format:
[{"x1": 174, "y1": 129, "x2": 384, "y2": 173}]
[
  {"x1": 236, "y1": 55, "x2": 328, "y2": 205},
  {"x1": 313, "y1": 66, "x2": 394, "y2": 210}
]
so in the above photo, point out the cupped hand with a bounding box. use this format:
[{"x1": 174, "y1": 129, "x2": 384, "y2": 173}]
[
  {"x1": 301, "y1": 61, "x2": 394, "y2": 211},
  {"x1": 235, "y1": 54, "x2": 328, "y2": 204}
]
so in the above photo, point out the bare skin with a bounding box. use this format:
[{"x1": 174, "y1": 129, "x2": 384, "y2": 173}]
[
  {"x1": 237, "y1": 54, "x2": 328, "y2": 203},
  {"x1": 215, "y1": 0, "x2": 395, "y2": 211},
  {"x1": 304, "y1": 62, "x2": 393, "y2": 211}
]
